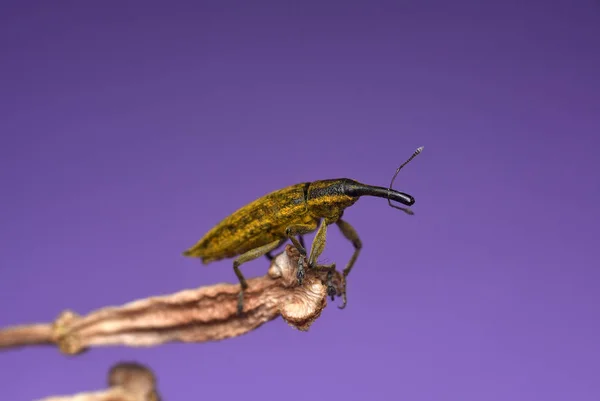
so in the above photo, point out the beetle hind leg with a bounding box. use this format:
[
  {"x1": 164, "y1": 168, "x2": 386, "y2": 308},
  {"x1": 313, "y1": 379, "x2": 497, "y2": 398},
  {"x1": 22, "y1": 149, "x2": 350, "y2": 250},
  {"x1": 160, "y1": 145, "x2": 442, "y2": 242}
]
[{"x1": 233, "y1": 240, "x2": 282, "y2": 315}]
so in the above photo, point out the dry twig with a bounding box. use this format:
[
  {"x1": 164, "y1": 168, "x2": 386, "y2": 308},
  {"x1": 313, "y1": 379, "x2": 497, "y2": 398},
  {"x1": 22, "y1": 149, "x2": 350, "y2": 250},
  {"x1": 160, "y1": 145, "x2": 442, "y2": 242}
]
[
  {"x1": 38, "y1": 361, "x2": 161, "y2": 401},
  {"x1": 0, "y1": 245, "x2": 343, "y2": 355}
]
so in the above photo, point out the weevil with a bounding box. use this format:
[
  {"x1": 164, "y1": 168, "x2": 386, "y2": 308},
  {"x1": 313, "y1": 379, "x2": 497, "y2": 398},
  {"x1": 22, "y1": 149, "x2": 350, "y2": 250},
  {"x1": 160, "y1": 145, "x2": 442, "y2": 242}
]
[{"x1": 183, "y1": 146, "x2": 424, "y2": 314}]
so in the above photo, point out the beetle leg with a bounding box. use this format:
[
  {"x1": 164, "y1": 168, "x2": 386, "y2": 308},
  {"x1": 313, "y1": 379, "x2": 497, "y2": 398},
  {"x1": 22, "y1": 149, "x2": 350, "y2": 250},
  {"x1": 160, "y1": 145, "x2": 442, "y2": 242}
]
[
  {"x1": 233, "y1": 240, "x2": 282, "y2": 315},
  {"x1": 308, "y1": 220, "x2": 328, "y2": 268},
  {"x1": 285, "y1": 224, "x2": 314, "y2": 254},
  {"x1": 304, "y1": 221, "x2": 338, "y2": 300},
  {"x1": 285, "y1": 224, "x2": 317, "y2": 285},
  {"x1": 335, "y1": 219, "x2": 363, "y2": 310}
]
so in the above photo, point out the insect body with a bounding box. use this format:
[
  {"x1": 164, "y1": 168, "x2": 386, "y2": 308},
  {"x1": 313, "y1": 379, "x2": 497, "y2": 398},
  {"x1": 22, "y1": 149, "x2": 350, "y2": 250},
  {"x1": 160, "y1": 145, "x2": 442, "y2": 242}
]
[{"x1": 183, "y1": 147, "x2": 424, "y2": 314}]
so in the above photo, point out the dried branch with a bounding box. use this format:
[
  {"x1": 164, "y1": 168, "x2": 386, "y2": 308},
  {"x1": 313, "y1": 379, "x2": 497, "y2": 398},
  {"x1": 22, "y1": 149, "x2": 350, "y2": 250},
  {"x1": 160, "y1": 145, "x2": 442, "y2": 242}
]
[
  {"x1": 37, "y1": 361, "x2": 160, "y2": 401},
  {"x1": 0, "y1": 245, "x2": 343, "y2": 355}
]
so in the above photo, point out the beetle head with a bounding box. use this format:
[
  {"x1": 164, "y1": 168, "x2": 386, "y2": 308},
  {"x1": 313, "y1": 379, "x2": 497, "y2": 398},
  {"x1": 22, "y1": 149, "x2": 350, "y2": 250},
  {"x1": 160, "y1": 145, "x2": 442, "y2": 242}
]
[
  {"x1": 344, "y1": 146, "x2": 423, "y2": 215},
  {"x1": 343, "y1": 180, "x2": 415, "y2": 214}
]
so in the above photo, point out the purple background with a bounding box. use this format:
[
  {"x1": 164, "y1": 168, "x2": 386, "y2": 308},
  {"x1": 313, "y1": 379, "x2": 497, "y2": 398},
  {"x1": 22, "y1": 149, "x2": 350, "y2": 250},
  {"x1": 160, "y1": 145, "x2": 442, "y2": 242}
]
[{"x1": 1, "y1": 1, "x2": 599, "y2": 400}]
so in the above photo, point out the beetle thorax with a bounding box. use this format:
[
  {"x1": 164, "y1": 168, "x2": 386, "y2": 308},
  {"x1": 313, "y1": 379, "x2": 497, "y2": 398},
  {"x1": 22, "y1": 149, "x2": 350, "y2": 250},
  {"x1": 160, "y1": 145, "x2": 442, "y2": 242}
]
[{"x1": 306, "y1": 179, "x2": 359, "y2": 221}]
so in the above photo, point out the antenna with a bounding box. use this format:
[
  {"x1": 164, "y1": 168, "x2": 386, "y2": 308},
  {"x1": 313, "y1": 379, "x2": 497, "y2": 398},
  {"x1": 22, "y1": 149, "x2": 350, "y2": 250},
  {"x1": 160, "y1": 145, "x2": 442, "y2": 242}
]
[{"x1": 387, "y1": 146, "x2": 424, "y2": 214}]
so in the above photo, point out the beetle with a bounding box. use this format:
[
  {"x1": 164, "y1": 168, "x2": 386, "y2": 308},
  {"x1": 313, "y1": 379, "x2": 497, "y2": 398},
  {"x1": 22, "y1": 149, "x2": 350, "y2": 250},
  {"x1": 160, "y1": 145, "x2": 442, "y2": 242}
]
[{"x1": 183, "y1": 146, "x2": 424, "y2": 314}]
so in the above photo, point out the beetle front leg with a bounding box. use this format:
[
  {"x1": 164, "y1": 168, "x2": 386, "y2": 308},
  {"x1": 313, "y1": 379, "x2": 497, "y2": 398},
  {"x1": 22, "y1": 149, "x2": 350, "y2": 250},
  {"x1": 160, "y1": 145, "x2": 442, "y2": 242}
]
[
  {"x1": 233, "y1": 240, "x2": 282, "y2": 315},
  {"x1": 335, "y1": 219, "x2": 363, "y2": 309},
  {"x1": 285, "y1": 224, "x2": 317, "y2": 285}
]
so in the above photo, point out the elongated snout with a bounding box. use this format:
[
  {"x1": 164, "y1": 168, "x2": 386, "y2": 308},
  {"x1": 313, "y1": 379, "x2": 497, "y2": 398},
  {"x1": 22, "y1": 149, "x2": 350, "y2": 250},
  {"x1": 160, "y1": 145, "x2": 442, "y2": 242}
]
[{"x1": 344, "y1": 182, "x2": 415, "y2": 206}]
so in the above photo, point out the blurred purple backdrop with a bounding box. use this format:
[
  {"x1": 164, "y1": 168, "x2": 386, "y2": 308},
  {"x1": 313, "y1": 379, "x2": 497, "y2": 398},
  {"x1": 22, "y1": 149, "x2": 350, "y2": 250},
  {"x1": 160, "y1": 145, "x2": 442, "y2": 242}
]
[{"x1": 1, "y1": 1, "x2": 599, "y2": 400}]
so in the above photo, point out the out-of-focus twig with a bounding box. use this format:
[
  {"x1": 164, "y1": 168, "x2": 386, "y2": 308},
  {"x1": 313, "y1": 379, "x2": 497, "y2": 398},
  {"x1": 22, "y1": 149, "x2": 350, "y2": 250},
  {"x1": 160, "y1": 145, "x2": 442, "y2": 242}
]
[
  {"x1": 37, "y1": 361, "x2": 160, "y2": 401},
  {"x1": 0, "y1": 245, "x2": 343, "y2": 355}
]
